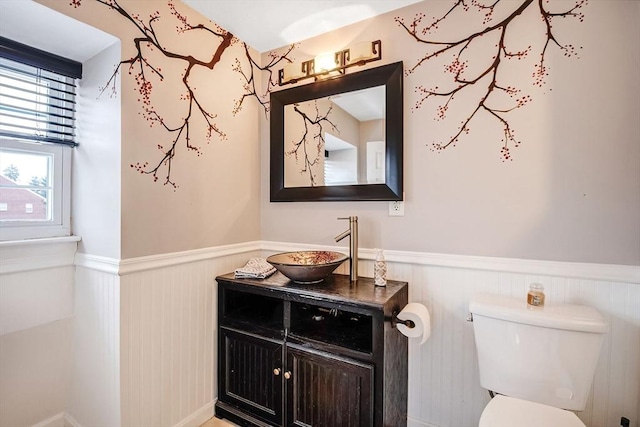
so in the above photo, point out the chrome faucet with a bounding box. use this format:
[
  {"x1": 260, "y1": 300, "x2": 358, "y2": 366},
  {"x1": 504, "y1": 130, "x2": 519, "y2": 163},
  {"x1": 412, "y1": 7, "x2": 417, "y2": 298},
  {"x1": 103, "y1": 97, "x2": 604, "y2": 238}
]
[{"x1": 335, "y1": 216, "x2": 358, "y2": 282}]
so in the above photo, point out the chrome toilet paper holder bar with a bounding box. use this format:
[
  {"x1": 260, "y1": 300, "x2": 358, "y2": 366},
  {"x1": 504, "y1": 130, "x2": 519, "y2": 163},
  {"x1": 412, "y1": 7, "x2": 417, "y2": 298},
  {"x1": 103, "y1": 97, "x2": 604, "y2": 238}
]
[{"x1": 391, "y1": 311, "x2": 415, "y2": 329}]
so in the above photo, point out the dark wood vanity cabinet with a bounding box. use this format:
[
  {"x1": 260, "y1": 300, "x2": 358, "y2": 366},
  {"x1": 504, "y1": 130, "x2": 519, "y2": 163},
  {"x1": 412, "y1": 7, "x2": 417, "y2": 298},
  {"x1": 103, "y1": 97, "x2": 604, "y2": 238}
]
[
  {"x1": 219, "y1": 328, "x2": 284, "y2": 424},
  {"x1": 215, "y1": 273, "x2": 408, "y2": 427}
]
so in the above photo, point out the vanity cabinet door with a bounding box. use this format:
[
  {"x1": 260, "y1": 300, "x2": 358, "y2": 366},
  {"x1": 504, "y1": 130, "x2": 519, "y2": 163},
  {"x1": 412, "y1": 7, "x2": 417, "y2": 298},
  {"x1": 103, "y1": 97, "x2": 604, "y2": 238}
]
[
  {"x1": 219, "y1": 328, "x2": 283, "y2": 425},
  {"x1": 285, "y1": 345, "x2": 374, "y2": 427}
]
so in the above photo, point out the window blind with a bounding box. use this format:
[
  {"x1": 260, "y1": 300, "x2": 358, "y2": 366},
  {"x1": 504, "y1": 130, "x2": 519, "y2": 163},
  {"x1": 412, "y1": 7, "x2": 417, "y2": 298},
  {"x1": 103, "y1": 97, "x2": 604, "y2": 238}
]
[{"x1": 0, "y1": 38, "x2": 81, "y2": 147}]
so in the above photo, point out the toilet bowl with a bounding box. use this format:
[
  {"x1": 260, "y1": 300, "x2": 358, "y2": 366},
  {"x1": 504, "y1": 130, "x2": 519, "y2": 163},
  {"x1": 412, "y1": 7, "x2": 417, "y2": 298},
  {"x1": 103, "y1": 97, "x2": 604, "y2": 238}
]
[{"x1": 479, "y1": 395, "x2": 585, "y2": 427}]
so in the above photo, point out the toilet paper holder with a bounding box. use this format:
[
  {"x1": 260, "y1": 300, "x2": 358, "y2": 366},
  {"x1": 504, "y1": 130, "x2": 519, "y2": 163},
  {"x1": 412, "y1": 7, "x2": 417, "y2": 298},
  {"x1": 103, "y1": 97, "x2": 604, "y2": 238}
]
[{"x1": 391, "y1": 311, "x2": 415, "y2": 329}]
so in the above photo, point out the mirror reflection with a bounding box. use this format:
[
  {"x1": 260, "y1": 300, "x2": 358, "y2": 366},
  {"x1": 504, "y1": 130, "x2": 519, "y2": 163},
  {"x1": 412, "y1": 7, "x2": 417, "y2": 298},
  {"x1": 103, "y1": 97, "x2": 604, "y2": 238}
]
[{"x1": 284, "y1": 86, "x2": 385, "y2": 188}]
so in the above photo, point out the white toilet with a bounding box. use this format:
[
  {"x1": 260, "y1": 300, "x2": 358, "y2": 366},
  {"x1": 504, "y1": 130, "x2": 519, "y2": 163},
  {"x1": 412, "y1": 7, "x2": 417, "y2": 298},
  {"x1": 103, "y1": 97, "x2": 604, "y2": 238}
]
[{"x1": 469, "y1": 293, "x2": 607, "y2": 427}]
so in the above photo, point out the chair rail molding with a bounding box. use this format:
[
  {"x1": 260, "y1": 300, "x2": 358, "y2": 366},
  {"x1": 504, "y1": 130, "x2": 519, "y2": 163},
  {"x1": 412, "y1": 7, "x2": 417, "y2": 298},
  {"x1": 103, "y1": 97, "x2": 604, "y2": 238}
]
[
  {"x1": 74, "y1": 241, "x2": 262, "y2": 275},
  {"x1": 260, "y1": 241, "x2": 640, "y2": 285}
]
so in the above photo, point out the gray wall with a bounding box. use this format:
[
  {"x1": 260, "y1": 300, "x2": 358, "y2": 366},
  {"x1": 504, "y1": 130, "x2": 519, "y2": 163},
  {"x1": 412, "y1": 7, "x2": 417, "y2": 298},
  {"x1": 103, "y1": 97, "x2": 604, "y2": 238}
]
[{"x1": 261, "y1": 1, "x2": 640, "y2": 266}]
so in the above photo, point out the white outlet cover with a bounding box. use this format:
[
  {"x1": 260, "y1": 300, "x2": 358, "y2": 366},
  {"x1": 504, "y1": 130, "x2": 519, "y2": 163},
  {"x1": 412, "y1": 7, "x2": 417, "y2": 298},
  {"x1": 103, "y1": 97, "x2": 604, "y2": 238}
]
[{"x1": 389, "y1": 201, "x2": 405, "y2": 216}]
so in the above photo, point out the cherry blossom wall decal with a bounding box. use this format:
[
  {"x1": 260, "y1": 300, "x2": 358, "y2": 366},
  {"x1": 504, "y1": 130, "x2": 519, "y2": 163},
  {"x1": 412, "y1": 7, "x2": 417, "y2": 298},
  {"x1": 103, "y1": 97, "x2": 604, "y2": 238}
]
[
  {"x1": 233, "y1": 43, "x2": 297, "y2": 118},
  {"x1": 396, "y1": 0, "x2": 587, "y2": 160},
  {"x1": 70, "y1": 0, "x2": 295, "y2": 188}
]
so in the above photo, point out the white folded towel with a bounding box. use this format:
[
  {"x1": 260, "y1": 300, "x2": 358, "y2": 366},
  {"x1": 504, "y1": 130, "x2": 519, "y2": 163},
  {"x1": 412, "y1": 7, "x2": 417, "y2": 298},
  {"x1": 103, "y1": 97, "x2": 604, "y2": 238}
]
[{"x1": 234, "y1": 257, "x2": 277, "y2": 279}]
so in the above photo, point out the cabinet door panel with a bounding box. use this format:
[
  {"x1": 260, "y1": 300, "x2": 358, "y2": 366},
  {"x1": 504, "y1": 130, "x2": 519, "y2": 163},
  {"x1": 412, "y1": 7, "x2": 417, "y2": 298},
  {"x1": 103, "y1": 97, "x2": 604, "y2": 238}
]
[
  {"x1": 220, "y1": 328, "x2": 283, "y2": 425},
  {"x1": 286, "y1": 346, "x2": 373, "y2": 427}
]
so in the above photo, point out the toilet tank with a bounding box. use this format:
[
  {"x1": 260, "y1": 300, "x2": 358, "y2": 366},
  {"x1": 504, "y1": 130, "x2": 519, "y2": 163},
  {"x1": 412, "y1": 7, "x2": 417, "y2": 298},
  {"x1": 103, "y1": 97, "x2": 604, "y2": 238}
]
[{"x1": 469, "y1": 293, "x2": 607, "y2": 411}]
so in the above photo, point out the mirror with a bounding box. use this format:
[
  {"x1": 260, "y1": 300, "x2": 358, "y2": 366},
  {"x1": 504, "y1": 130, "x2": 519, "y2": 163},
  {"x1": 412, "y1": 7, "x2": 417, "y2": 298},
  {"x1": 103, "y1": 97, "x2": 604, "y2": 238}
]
[{"x1": 270, "y1": 61, "x2": 403, "y2": 201}]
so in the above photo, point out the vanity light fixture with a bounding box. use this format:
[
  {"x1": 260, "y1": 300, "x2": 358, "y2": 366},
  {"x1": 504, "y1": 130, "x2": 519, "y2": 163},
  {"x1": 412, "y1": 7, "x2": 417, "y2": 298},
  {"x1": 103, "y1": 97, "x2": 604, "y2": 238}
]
[{"x1": 278, "y1": 40, "x2": 382, "y2": 86}]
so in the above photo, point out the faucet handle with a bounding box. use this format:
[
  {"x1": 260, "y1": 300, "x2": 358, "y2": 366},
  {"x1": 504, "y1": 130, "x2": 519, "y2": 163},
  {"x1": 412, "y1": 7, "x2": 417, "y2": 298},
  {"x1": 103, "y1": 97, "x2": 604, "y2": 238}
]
[{"x1": 338, "y1": 216, "x2": 357, "y2": 221}]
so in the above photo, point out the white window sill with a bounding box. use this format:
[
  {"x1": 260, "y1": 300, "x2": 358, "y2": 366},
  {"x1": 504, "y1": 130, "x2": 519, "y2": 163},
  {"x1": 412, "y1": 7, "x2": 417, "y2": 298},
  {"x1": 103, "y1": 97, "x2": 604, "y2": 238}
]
[
  {"x1": 0, "y1": 235, "x2": 81, "y2": 247},
  {"x1": 0, "y1": 236, "x2": 81, "y2": 274}
]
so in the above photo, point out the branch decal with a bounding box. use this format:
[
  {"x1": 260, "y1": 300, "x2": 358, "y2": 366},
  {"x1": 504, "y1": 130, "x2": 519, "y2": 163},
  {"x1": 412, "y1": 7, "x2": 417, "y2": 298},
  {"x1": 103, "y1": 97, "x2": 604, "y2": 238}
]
[
  {"x1": 286, "y1": 101, "x2": 338, "y2": 187},
  {"x1": 233, "y1": 43, "x2": 296, "y2": 117},
  {"x1": 396, "y1": 0, "x2": 587, "y2": 160},
  {"x1": 70, "y1": 0, "x2": 295, "y2": 188}
]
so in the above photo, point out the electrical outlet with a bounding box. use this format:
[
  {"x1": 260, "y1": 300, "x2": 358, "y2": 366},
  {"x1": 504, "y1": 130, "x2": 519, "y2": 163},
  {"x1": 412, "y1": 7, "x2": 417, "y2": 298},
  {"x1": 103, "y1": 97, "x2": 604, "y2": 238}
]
[{"x1": 389, "y1": 201, "x2": 404, "y2": 216}]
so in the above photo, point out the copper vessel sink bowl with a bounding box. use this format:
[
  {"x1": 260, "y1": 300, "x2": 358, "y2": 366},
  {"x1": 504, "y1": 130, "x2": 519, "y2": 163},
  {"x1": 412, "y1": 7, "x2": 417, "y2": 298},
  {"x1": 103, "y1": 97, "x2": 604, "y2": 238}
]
[{"x1": 266, "y1": 251, "x2": 348, "y2": 284}]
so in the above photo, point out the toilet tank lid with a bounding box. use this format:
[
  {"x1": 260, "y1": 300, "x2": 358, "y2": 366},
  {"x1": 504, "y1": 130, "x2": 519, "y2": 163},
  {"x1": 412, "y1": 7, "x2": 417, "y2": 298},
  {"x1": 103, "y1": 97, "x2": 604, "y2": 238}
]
[{"x1": 469, "y1": 293, "x2": 607, "y2": 334}]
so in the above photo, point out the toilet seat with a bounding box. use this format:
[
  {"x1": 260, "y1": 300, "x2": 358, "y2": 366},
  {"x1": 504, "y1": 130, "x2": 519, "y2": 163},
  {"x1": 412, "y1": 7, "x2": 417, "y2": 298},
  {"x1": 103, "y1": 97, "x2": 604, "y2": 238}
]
[{"x1": 479, "y1": 395, "x2": 586, "y2": 427}]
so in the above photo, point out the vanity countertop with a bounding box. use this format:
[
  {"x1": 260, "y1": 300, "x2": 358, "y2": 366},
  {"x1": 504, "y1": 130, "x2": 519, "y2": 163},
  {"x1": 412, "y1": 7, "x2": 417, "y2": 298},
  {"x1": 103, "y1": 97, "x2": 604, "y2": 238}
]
[{"x1": 216, "y1": 272, "x2": 407, "y2": 309}]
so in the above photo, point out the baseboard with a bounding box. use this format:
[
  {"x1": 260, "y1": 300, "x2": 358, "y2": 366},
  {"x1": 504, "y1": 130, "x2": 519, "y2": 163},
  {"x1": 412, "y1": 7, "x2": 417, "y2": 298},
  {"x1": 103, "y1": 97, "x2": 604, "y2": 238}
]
[
  {"x1": 407, "y1": 416, "x2": 440, "y2": 427},
  {"x1": 173, "y1": 401, "x2": 215, "y2": 427},
  {"x1": 31, "y1": 413, "x2": 81, "y2": 427},
  {"x1": 33, "y1": 405, "x2": 211, "y2": 427},
  {"x1": 63, "y1": 413, "x2": 82, "y2": 427},
  {"x1": 32, "y1": 413, "x2": 65, "y2": 427}
]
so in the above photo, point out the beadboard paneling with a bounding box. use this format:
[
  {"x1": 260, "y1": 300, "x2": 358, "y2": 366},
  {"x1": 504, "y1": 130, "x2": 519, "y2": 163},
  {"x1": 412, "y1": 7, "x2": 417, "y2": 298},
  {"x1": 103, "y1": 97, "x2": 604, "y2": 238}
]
[
  {"x1": 119, "y1": 250, "x2": 261, "y2": 427},
  {"x1": 0, "y1": 238, "x2": 77, "y2": 427},
  {"x1": 0, "y1": 319, "x2": 72, "y2": 427},
  {"x1": 0, "y1": 266, "x2": 74, "y2": 336},
  {"x1": 357, "y1": 260, "x2": 640, "y2": 427},
  {"x1": 76, "y1": 243, "x2": 639, "y2": 427},
  {"x1": 264, "y1": 243, "x2": 639, "y2": 427},
  {"x1": 0, "y1": 238, "x2": 77, "y2": 336},
  {"x1": 67, "y1": 266, "x2": 121, "y2": 427}
]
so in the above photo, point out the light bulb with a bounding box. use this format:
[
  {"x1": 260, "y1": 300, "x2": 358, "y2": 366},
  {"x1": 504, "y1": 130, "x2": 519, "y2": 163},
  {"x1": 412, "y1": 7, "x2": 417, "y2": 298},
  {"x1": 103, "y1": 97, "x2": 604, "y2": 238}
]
[{"x1": 314, "y1": 52, "x2": 337, "y2": 73}]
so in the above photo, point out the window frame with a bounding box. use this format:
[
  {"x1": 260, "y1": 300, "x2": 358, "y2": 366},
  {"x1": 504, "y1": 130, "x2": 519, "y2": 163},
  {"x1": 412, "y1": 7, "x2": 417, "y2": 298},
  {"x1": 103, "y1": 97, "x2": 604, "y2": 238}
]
[
  {"x1": 0, "y1": 138, "x2": 71, "y2": 241},
  {"x1": 0, "y1": 37, "x2": 79, "y2": 242}
]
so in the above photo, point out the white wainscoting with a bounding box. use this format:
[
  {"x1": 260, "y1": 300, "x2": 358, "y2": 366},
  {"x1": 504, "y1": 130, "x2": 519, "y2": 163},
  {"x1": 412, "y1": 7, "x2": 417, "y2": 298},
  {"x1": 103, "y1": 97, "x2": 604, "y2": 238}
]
[
  {"x1": 396, "y1": 264, "x2": 639, "y2": 427},
  {"x1": 0, "y1": 237, "x2": 78, "y2": 335},
  {"x1": 0, "y1": 237, "x2": 77, "y2": 427},
  {"x1": 66, "y1": 265, "x2": 121, "y2": 427},
  {"x1": 263, "y1": 242, "x2": 640, "y2": 427},
  {"x1": 19, "y1": 240, "x2": 637, "y2": 427},
  {"x1": 77, "y1": 243, "x2": 262, "y2": 427}
]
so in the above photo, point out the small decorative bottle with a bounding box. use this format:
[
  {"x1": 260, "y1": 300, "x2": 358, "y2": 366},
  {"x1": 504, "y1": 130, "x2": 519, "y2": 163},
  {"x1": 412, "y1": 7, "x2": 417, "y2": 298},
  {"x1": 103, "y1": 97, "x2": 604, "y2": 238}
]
[
  {"x1": 374, "y1": 249, "x2": 387, "y2": 287},
  {"x1": 527, "y1": 283, "x2": 545, "y2": 307}
]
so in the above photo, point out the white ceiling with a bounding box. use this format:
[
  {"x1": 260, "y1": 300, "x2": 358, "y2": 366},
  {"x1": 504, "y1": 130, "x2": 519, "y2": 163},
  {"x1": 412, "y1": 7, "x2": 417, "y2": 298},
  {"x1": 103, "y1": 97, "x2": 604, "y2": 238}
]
[
  {"x1": 0, "y1": 0, "x2": 118, "y2": 62},
  {"x1": 183, "y1": 0, "x2": 423, "y2": 52},
  {"x1": 0, "y1": 1, "x2": 422, "y2": 60}
]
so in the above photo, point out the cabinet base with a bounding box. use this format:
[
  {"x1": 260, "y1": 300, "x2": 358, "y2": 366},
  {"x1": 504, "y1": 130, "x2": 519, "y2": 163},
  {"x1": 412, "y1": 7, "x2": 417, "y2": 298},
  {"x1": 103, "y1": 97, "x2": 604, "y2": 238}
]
[{"x1": 215, "y1": 401, "x2": 276, "y2": 427}]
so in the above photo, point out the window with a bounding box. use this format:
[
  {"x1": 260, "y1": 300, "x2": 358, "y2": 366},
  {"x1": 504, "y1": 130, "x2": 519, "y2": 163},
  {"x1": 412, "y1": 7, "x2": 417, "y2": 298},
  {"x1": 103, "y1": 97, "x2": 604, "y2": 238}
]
[
  {"x1": 0, "y1": 37, "x2": 80, "y2": 241},
  {"x1": 0, "y1": 139, "x2": 70, "y2": 239}
]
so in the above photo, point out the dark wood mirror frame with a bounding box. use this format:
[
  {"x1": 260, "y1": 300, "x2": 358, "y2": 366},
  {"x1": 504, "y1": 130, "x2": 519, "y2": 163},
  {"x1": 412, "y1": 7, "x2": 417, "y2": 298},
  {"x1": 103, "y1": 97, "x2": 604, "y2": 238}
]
[{"x1": 270, "y1": 61, "x2": 403, "y2": 202}]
